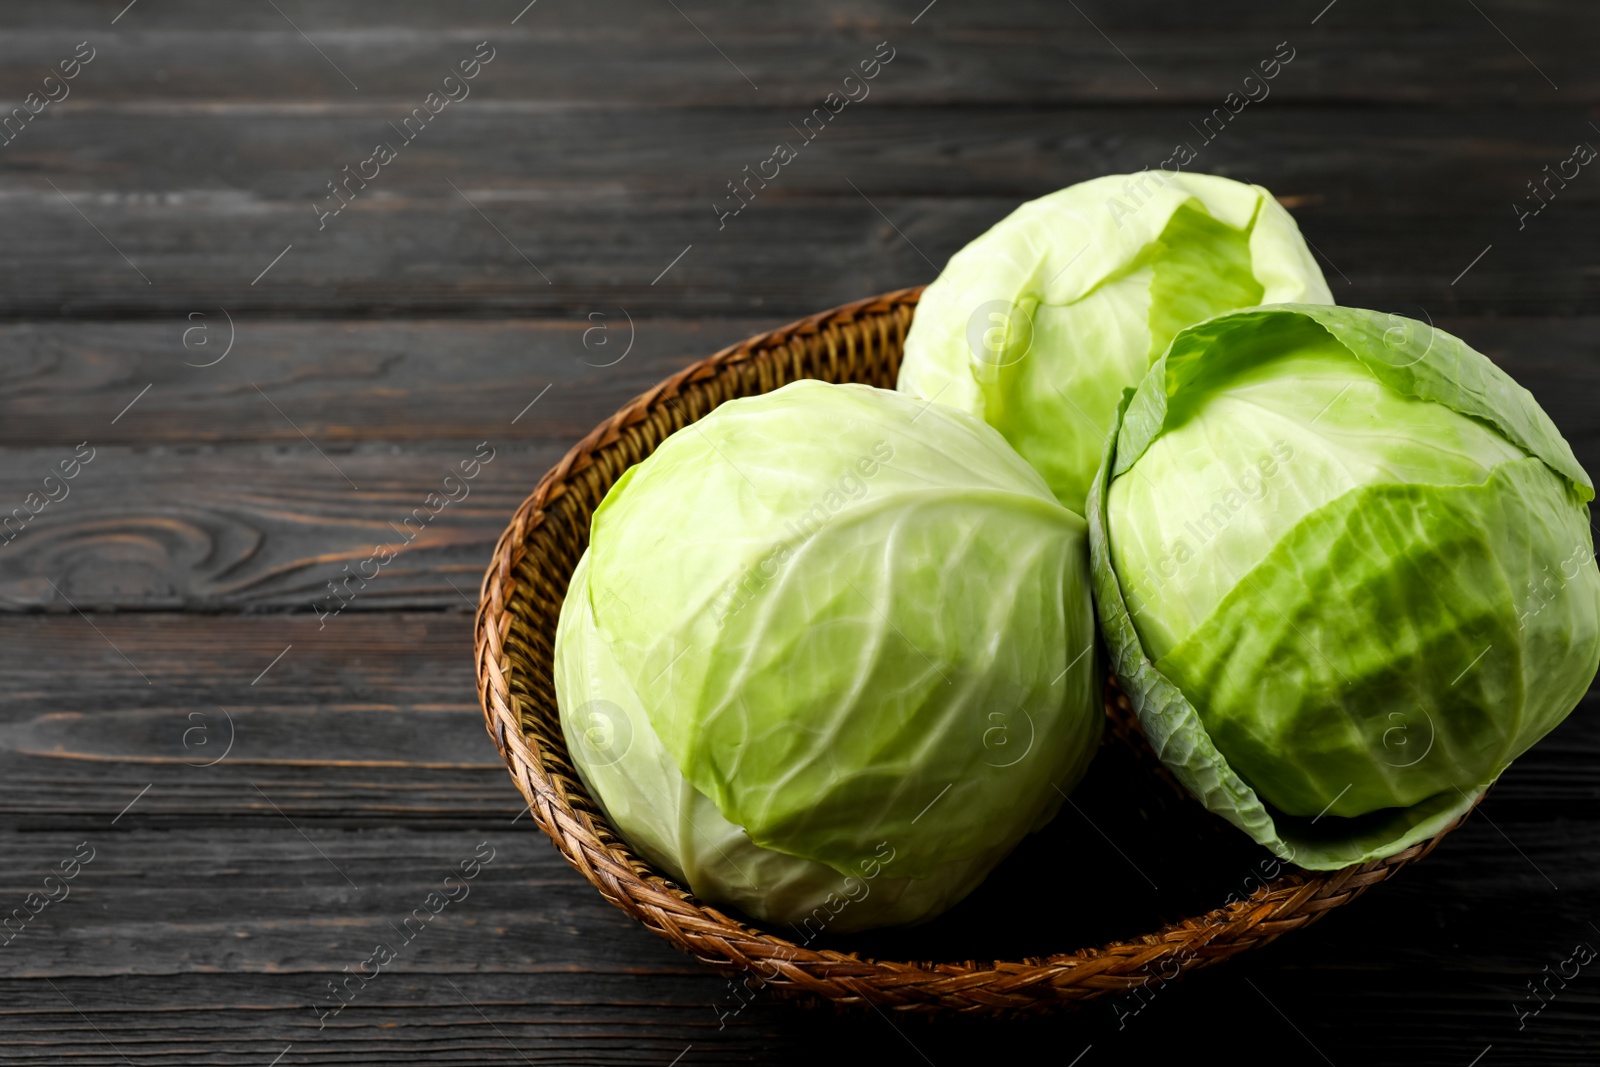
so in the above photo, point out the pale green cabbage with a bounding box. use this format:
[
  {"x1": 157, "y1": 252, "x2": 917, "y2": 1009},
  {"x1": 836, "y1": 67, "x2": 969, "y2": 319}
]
[
  {"x1": 1088, "y1": 305, "x2": 1600, "y2": 868},
  {"x1": 897, "y1": 172, "x2": 1333, "y2": 514},
  {"x1": 556, "y1": 380, "x2": 1101, "y2": 931}
]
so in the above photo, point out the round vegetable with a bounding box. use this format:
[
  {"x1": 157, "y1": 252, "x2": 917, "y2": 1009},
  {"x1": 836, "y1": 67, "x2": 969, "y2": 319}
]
[
  {"x1": 555, "y1": 380, "x2": 1101, "y2": 932},
  {"x1": 1088, "y1": 304, "x2": 1600, "y2": 868},
  {"x1": 897, "y1": 171, "x2": 1333, "y2": 514}
]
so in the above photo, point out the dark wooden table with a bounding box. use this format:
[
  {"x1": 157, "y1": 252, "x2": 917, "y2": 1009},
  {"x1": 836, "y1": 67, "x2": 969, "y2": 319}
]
[{"x1": 2, "y1": 1, "x2": 1596, "y2": 1063}]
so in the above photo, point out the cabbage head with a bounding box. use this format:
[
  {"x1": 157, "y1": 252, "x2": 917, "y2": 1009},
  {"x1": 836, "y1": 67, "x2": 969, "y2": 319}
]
[
  {"x1": 898, "y1": 172, "x2": 1333, "y2": 514},
  {"x1": 556, "y1": 380, "x2": 1101, "y2": 932},
  {"x1": 1088, "y1": 304, "x2": 1600, "y2": 868}
]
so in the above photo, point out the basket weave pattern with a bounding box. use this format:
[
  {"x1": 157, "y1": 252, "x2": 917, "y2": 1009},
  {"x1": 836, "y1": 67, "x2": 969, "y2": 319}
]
[{"x1": 473, "y1": 287, "x2": 1458, "y2": 1014}]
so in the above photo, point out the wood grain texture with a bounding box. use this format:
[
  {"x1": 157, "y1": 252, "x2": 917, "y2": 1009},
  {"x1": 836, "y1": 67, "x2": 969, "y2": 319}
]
[
  {"x1": 0, "y1": 610, "x2": 1595, "y2": 1061},
  {"x1": 3, "y1": 107, "x2": 1597, "y2": 319},
  {"x1": 0, "y1": 444, "x2": 566, "y2": 612},
  {"x1": 1, "y1": 0, "x2": 1592, "y2": 107},
  {"x1": 0, "y1": 317, "x2": 776, "y2": 445},
  {"x1": 0, "y1": 0, "x2": 1586, "y2": 324},
  {"x1": 0, "y1": 706, "x2": 1595, "y2": 1064},
  {"x1": 2, "y1": 968, "x2": 1595, "y2": 1066},
  {"x1": 0, "y1": 614, "x2": 508, "y2": 823}
]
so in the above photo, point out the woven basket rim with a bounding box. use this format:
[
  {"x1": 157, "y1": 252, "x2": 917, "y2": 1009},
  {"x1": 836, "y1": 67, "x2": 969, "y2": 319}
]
[{"x1": 472, "y1": 287, "x2": 1468, "y2": 1013}]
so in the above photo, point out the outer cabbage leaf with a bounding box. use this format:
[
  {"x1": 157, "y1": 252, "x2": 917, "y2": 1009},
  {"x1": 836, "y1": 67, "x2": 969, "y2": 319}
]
[
  {"x1": 559, "y1": 380, "x2": 1102, "y2": 925},
  {"x1": 1089, "y1": 306, "x2": 1600, "y2": 868}
]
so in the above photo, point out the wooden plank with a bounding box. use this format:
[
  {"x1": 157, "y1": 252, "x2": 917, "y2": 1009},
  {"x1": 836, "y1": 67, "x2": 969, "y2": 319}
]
[
  {"x1": 16, "y1": 104, "x2": 1600, "y2": 207},
  {"x1": 0, "y1": 107, "x2": 1596, "y2": 318},
  {"x1": 0, "y1": 446, "x2": 562, "y2": 612},
  {"x1": 0, "y1": 614, "x2": 507, "y2": 823},
  {"x1": 0, "y1": 316, "x2": 1591, "y2": 449},
  {"x1": 1, "y1": 966, "x2": 1596, "y2": 1066},
  {"x1": 0, "y1": 317, "x2": 777, "y2": 446},
  {"x1": 0, "y1": 0, "x2": 1591, "y2": 107},
  {"x1": 0, "y1": 829, "x2": 700, "y2": 977}
]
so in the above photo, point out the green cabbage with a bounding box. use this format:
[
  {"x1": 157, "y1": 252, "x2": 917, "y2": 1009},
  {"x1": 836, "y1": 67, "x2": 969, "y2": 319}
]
[
  {"x1": 1088, "y1": 305, "x2": 1600, "y2": 868},
  {"x1": 556, "y1": 380, "x2": 1101, "y2": 931},
  {"x1": 897, "y1": 172, "x2": 1333, "y2": 514}
]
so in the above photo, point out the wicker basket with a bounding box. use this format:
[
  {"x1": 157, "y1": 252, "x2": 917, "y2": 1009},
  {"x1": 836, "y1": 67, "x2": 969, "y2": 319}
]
[{"x1": 473, "y1": 286, "x2": 1464, "y2": 1015}]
